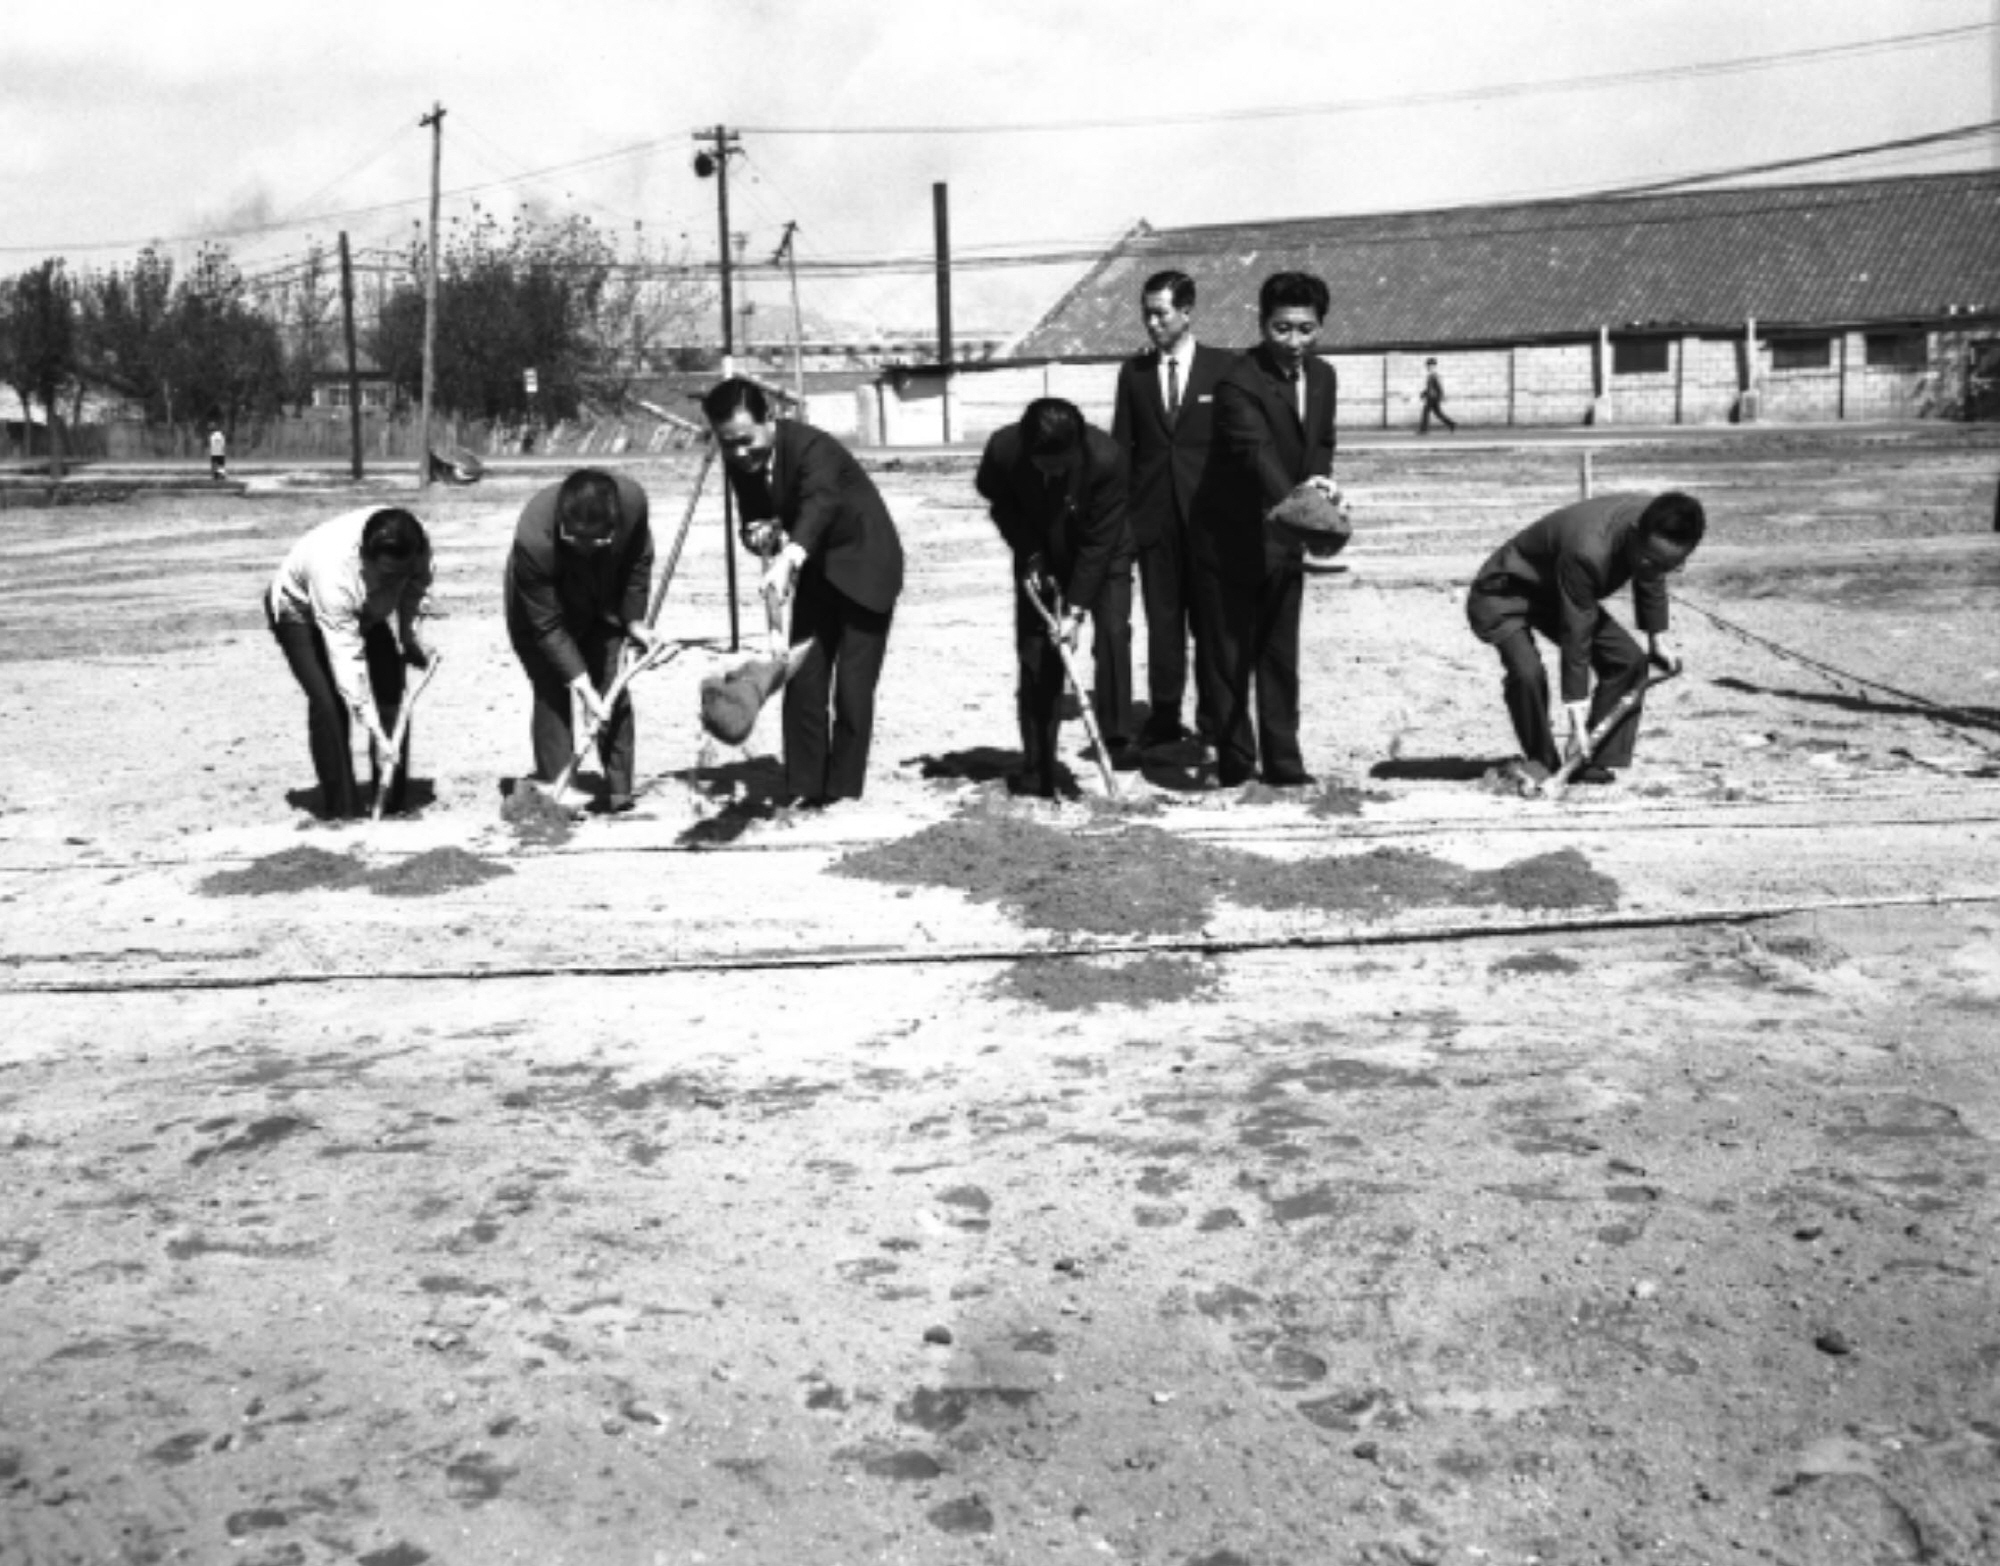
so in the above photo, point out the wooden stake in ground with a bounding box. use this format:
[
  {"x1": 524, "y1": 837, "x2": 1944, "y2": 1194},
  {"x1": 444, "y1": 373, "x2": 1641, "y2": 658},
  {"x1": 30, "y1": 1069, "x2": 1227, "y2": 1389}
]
[
  {"x1": 1021, "y1": 577, "x2": 1121, "y2": 802},
  {"x1": 370, "y1": 651, "x2": 443, "y2": 821}
]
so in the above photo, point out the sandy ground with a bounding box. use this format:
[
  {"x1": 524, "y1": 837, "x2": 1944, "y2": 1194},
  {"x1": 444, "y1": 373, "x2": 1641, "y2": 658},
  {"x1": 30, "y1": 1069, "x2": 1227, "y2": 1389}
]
[{"x1": 2, "y1": 426, "x2": 1999, "y2": 1566}]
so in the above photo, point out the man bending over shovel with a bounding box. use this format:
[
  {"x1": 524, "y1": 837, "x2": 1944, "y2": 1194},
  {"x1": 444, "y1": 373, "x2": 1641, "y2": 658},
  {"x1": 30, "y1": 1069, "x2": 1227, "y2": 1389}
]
[
  {"x1": 703, "y1": 378, "x2": 905, "y2": 808},
  {"x1": 504, "y1": 468, "x2": 657, "y2": 814},
  {"x1": 267, "y1": 507, "x2": 434, "y2": 819},
  {"x1": 976, "y1": 398, "x2": 1134, "y2": 799},
  {"x1": 1465, "y1": 491, "x2": 1705, "y2": 785}
]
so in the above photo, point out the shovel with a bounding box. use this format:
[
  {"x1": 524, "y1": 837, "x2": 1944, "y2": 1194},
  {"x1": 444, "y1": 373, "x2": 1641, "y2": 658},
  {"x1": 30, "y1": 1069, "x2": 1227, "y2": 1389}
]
[
  {"x1": 370, "y1": 650, "x2": 443, "y2": 821},
  {"x1": 1022, "y1": 577, "x2": 1121, "y2": 802},
  {"x1": 696, "y1": 537, "x2": 808, "y2": 747},
  {"x1": 539, "y1": 441, "x2": 717, "y2": 802},
  {"x1": 1535, "y1": 666, "x2": 1681, "y2": 799}
]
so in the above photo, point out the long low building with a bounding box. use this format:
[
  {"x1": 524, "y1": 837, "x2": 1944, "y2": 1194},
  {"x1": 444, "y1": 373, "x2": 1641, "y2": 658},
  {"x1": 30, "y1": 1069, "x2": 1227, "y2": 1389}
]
[{"x1": 862, "y1": 171, "x2": 2000, "y2": 442}]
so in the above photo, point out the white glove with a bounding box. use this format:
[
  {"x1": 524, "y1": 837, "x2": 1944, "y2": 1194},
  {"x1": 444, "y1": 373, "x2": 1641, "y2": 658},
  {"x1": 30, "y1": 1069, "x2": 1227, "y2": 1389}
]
[
  {"x1": 1561, "y1": 701, "x2": 1592, "y2": 761},
  {"x1": 762, "y1": 541, "x2": 807, "y2": 606},
  {"x1": 570, "y1": 672, "x2": 611, "y2": 727}
]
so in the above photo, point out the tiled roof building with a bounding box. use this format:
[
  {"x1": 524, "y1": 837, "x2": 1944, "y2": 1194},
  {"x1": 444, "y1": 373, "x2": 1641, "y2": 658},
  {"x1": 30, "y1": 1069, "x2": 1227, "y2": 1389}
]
[{"x1": 1015, "y1": 171, "x2": 2000, "y2": 360}]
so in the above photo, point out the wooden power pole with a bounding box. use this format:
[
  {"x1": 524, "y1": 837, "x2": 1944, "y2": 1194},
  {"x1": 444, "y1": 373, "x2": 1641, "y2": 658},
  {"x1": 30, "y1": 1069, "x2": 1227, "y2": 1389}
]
[
  {"x1": 696, "y1": 125, "x2": 744, "y2": 649},
  {"x1": 338, "y1": 232, "x2": 364, "y2": 481},
  {"x1": 418, "y1": 102, "x2": 445, "y2": 491},
  {"x1": 933, "y1": 182, "x2": 954, "y2": 443}
]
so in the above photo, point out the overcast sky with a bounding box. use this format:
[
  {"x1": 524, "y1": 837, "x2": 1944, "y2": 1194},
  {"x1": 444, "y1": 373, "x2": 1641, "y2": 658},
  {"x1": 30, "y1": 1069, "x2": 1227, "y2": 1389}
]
[{"x1": 2, "y1": 0, "x2": 1993, "y2": 337}]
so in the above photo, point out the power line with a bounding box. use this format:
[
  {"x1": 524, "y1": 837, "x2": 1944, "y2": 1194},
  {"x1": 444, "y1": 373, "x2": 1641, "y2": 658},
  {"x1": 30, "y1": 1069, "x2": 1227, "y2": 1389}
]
[{"x1": 738, "y1": 22, "x2": 1995, "y2": 137}]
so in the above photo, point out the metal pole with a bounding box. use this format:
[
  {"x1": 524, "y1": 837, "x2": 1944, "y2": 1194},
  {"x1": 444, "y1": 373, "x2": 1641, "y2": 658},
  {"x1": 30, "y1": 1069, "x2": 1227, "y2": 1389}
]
[
  {"x1": 418, "y1": 102, "x2": 444, "y2": 491},
  {"x1": 339, "y1": 232, "x2": 364, "y2": 481},
  {"x1": 779, "y1": 221, "x2": 806, "y2": 419},
  {"x1": 709, "y1": 127, "x2": 742, "y2": 651},
  {"x1": 933, "y1": 182, "x2": 954, "y2": 443}
]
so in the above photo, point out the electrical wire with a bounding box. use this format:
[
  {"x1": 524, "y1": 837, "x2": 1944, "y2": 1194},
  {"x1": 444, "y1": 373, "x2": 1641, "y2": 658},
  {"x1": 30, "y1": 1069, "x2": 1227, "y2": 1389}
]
[{"x1": 737, "y1": 22, "x2": 1995, "y2": 137}]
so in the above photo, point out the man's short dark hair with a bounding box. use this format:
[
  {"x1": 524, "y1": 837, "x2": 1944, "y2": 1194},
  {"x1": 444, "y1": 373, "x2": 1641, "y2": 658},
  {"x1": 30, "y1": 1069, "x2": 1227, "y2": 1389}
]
[
  {"x1": 1425, "y1": 357, "x2": 1438, "y2": 367},
  {"x1": 1259, "y1": 272, "x2": 1330, "y2": 323},
  {"x1": 360, "y1": 508, "x2": 427, "y2": 561},
  {"x1": 1021, "y1": 398, "x2": 1084, "y2": 458},
  {"x1": 1142, "y1": 270, "x2": 1196, "y2": 311},
  {"x1": 1639, "y1": 491, "x2": 1706, "y2": 548},
  {"x1": 554, "y1": 469, "x2": 624, "y2": 544},
  {"x1": 702, "y1": 376, "x2": 769, "y2": 425}
]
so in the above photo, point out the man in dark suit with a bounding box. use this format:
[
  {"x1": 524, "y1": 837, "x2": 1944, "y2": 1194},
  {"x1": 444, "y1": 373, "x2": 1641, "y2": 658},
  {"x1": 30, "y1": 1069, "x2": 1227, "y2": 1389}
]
[
  {"x1": 1191, "y1": 272, "x2": 1342, "y2": 788},
  {"x1": 1112, "y1": 268, "x2": 1233, "y2": 752},
  {"x1": 1418, "y1": 358, "x2": 1457, "y2": 434},
  {"x1": 1465, "y1": 491, "x2": 1705, "y2": 781},
  {"x1": 975, "y1": 398, "x2": 1134, "y2": 798},
  {"x1": 504, "y1": 468, "x2": 657, "y2": 813},
  {"x1": 703, "y1": 377, "x2": 905, "y2": 806}
]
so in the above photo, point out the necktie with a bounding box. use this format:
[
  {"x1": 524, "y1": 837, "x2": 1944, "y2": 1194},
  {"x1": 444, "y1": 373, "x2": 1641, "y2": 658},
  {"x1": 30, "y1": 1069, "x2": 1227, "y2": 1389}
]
[{"x1": 1167, "y1": 355, "x2": 1181, "y2": 424}]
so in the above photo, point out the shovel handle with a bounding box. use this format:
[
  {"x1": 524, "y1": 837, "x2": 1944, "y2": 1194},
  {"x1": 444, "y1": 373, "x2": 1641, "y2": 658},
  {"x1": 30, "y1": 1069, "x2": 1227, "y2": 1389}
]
[
  {"x1": 548, "y1": 640, "x2": 682, "y2": 797},
  {"x1": 1539, "y1": 665, "x2": 1681, "y2": 798},
  {"x1": 370, "y1": 650, "x2": 442, "y2": 821},
  {"x1": 1021, "y1": 577, "x2": 1120, "y2": 802}
]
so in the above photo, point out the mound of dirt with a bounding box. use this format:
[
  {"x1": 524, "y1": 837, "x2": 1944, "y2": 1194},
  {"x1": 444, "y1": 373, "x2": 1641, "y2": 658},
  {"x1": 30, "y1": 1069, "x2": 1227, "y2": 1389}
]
[
  {"x1": 833, "y1": 813, "x2": 1620, "y2": 935},
  {"x1": 369, "y1": 847, "x2": 513, "y2": 898},
  {"x1": 500, "y1": 785, "x2": 576, "y2": 844},
  {"x1": 198, "y1": 846, "x2": 369, "y2": 897},
  {"x1": 993, "y1": 954, "x2": 1220, "y2": 1011},
  {"x1": 199, "y1": 844, "x2": 513, "y2": 899}
]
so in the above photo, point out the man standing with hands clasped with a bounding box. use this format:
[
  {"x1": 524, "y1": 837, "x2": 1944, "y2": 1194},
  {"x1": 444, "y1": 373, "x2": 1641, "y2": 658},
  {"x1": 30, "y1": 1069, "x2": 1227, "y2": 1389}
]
[
  {"x1": 1465, "y1": 491, "x2": 1706, "y2": 784},
  {"x1": 1112, "y1": 268, "x2": 1231, "y2": 754},
  {"x1": 504, "y1": 467, "x2": 658, "y2": 814},
  {"x1": 704, "y1": 377, "x2": 905, "y2": 808}
]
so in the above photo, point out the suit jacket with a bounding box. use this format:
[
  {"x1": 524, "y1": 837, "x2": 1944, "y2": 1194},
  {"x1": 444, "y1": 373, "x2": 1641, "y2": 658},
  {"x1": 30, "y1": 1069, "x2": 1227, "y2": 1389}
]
[
  {"x1": 504, "y1": 471, "x2": 652, "y2": 685},
  {"x1": 725, "y1": 420, "x2": 905, "y2": 614},
  {"x1": 1111, "y1": 340, "x2": 1233, "y2": 548},
  {"x1": 974, "y1": 423, "x2": 1132, "y2": 614},
  {"x1": 1193, "y1": 343, "x2": 1338, "y2": 584},
  {"x1": 1470, "y1": 493, "x2": 1670, "y2": 702}
]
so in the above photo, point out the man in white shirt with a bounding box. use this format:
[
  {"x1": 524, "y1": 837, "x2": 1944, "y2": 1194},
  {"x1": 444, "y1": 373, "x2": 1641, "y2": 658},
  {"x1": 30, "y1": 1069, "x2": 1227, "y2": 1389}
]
[{"x1": 266, "y1": 507, "x2": 433, "y2": 818}]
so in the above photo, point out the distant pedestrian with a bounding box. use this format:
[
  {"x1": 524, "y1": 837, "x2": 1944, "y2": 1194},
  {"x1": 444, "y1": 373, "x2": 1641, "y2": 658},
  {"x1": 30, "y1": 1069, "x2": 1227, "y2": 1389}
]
[
  {"x1": 266, "y1": 507, "x2": 434, "y2": 819},
  {"x1": 503, "y1": 469, "x2": 658, "y2": 815},
  {"x1": 1417, "y1": 359, "x2": 1456, "y2": 435},
  {"x1": 209, "y1": 426, "x2": 228, "y2": 479},
  {"x1": 1465, "y1": 492, "x2": 1705, "y2": 783}
]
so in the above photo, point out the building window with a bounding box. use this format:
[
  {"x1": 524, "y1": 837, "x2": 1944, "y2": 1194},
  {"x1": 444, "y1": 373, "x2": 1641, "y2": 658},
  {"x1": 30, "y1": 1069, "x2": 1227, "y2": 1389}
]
[
  {"x1": 1612, "y1": 339, "x2": 1670, "y2": 375},
  {"x1": 1771, "y1": 337, "x2": 1832, "y2": 372},
  {"x1": 1864, "y1": 331, "x2": 1926, "y2": 369}
]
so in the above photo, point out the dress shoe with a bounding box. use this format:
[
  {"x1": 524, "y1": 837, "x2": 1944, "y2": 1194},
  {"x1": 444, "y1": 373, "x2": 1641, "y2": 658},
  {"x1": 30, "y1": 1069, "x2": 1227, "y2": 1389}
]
[
  {"x1": 1108, "y1": 741, "x2": 1144, "y2": 772},
  {"x1": 1137, "y1": 719, "x2": 1188, "y2": 751},
  {"x1": 1215, "y1": 764, "x2": 1254, "y2": 789},
  {"x1": 1571, "y1": 765, "x2": 1616, "y2": 786}
]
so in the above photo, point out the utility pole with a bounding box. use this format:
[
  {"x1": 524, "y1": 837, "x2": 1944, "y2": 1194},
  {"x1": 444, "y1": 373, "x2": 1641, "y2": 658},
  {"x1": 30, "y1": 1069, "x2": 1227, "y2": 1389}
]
[
  {"x1": 775, "y1": 221, "x2": 806, "y2": 418},
  {"x1": 339, "y1": 232, "x2": 363, "y2": 481},
  {"x1": 933, "y1": 182, "x2": 955, "y2": 443},
  {"x1": 694, "y1": 125, "x2": 745, "y2": 648},
  {"x1": 418, "y1": 102, "x2": 445, "y2": 491}
]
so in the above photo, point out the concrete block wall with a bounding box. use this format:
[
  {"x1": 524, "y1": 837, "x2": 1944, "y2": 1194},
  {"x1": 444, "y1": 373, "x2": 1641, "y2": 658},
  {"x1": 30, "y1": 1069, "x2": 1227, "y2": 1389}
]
[{"x1": 860, "y1": 331, "x2": 1946, "y2": 444}]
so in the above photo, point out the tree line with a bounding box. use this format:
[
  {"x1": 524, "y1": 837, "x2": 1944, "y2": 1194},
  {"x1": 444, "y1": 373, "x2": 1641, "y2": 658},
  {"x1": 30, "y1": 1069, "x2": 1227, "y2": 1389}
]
[{"x1": 0, "y1": 210, "x2": 710, "y2": 476}]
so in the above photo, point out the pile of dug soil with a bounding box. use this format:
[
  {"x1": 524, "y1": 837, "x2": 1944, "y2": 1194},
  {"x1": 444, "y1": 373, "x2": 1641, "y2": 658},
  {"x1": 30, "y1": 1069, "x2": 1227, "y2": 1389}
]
[
  {"x1": 198, "y1": 846, "x2": 369, "y2": 897},
  {"x1": 200, "y1": 845, "x2": 514, "y2": 900},
  {"x1": 369, "y1": 847, "x2": 513, "y2": 898},
  {"x1": 993, "y1": 953, "x2": 1219, "y2": 1011},
  {"x1": 833, "y1": 813, "x2": 1620, "y2": 935},
  {"x1": 500, "y1": 785, "x2": 576, "y2": 844}
]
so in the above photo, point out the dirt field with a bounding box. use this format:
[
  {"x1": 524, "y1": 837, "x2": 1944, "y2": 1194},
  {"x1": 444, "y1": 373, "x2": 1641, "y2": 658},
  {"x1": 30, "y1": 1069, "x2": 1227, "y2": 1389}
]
[{"x1": 3, "y1": 426, "x2": 1998, "y2": 1566}]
